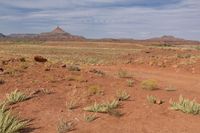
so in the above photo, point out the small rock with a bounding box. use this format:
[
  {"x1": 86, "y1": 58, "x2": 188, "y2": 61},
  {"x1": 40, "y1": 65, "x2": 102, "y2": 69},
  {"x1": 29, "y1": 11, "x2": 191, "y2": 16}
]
[
  {"x1": 0, "y1": 67, "x2": 3, "y2": 72},
  {"x1": 61, "y1": 64, "x2": 67, "y2": 68},
  {"x1": 19, "y1": 57, "x2": 26, "y2": 62},
  {"x1": 34, "y1": 56, "x2": 47, "y2": 63},
  {"x1": 45, "y1": 68, "x2": 50, "y2": 71},
  {"x1": 156, "y1": 100, "x2": 164, "y2": 105}
]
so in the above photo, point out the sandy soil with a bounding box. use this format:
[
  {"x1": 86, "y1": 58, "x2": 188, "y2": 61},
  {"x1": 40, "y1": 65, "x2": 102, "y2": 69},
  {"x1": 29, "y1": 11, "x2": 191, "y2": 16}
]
[{"x1": 0, "y1": 56, "x2": 200, "y2": 133}]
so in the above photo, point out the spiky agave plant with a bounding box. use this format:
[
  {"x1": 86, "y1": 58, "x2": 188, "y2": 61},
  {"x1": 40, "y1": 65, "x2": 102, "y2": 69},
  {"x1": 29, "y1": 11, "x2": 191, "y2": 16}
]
[
  {"x1": 0, "y1": 104, "x2": 28, "y2": 133},
  {"x1": 84, "y1": 99, "x2": 119, "y2": 113},
  {"x1": 6, "y1": 90, "x2": 28, "y2": 105},
  {"x1": 170, "y1": 95, "x2": 200, "y2": 115}
]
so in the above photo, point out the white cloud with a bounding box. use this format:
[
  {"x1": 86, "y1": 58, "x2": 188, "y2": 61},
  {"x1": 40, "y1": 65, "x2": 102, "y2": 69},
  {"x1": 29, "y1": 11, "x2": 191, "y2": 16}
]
[{"x1": 0, "y1": 0, "x2": 200, "y2": 40}]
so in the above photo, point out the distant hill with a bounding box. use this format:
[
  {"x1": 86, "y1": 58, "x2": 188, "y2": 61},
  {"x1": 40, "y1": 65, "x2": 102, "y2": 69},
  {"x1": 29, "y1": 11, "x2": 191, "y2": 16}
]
[
  {"x1": 39, "y1": 26, "x2": 85, "y2": 41},
  {"x1": 5, "y1": 26, "x2": 85, "y2": 41},
  {"x1": 145, "y1": 35, "x2": 200, "y2": 45},
  {"x1": 146, "y1": 35, "x2": 185, "y2": 42},
  {"x1": 8, "y1": 34, "x2": 38, "y2": 38},
  {"x1": 1, "y1": 29, "x2": 200, "y2": 45},
  {"x1": 0, "y1": 33, "x2": 5, "y2": 38}
]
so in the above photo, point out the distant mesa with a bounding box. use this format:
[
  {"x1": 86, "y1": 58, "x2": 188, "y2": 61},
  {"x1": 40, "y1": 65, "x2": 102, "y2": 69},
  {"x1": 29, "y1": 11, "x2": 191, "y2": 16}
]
[
  {"x1": 51, "y1": 26, "x2": 66, "y2": 34},
  {"x1": 5, "y1": 26, "x2": 85, "y2": 41},
  {"x1": 39, "y1": 26, "x2": 85, "y2": 41}
]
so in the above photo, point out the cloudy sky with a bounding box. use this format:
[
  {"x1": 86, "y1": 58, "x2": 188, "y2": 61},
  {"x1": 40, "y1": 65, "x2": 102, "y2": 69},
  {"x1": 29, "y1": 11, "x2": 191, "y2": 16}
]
[{"x1": 0, "y1": 0, "x2": 200, "y2": 40}]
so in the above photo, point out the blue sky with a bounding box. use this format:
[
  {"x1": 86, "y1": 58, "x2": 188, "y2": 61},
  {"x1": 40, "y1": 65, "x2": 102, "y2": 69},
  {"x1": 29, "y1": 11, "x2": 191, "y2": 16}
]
[{"x1": 0, "y1": 0, "x2": 200, "y2": 40}]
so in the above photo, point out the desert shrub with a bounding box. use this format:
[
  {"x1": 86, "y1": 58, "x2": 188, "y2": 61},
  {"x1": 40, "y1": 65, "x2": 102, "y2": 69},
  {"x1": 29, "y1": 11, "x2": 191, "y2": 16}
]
[
  {"x1": 89, "y1": 69, "x2": 105, "y2": 76},
  {"x1": 40, "y1": 88, "x2": 52, "y2": 95},
  {"x1": 6, "y1": 90, "x2": 28, "y2": 105},
  {"x1": 176, "y1": 54, "x2": 191, "y2": 58},
  {"x1": 107, "y1": 109, "x2": 124, "y2": 117},
  {"x1": 127, "y1": 79, "x2": 134, "y2": 87},
  {"x1": 0, "y1": 105, "x2": 28, "y2": 133},
  {"x1": 57, "y1": 120, "x2": 74, "y2": 133},
  {"x1": 170, "y1": 95, "x2": 200, "y2": 115},
  {"x1": 66, "y1": 99, "x2": 78, "y2": 110},
  {"x1": 141, "y1": 79, "x2": 158, "y2": 90},
  {"x1": 19, "y1": 57, "x2": 26, "y2": 62},
  {"x1": 83, "y1": 113, "x2": 97, "y2": 122},
  {"x1": 118, "y1": 69, "x2": 132, "y2": 78},
  {"x1": 116, "y1": 90, "x2": 130, "y2": 101},
  {"x1": 84, "y1": 100, "x2": 119, "y2": 113},
  {"x1": 87, "y1": 85, "x2": 103, "y2": 96},
  {"x1": 194, "y1": 46, "x2": 200, "y2": 50},
  {"x1": 68, "y1": 65, "x2": 81, "y2": 71},
  {"x1": 67, "y1": 76, "x2": 85, "y2": 82},
  {"x1": 147, "y1": 95, "x2": 157, "y2": 104}
]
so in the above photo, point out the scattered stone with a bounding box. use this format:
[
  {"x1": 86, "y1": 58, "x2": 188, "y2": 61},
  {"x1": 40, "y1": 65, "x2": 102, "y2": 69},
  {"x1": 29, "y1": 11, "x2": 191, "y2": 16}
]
[
  {"x1": 156, "y1": 99, "x2": 164, "y2": 105},
  {"x1": 68, "y1": 65, "x2": 81, "y2": 71},
  {"x1": 0, "y1": 67, "x2": 4, "y2": 72},
  {"x1": 61, "y1": 64, "x2": 67, "y2": 68},
  {"x1": 45, "y1": 68, "x2": 50, "y2": 71},
  {"x1": 0, "y1": 79, "x2": 5, "y2": 85},
  {"x1": 34, "y1": 56, "x2": 47, "y2": 63},
  {"x1": 145, "y1": 51, "x2": 151, "y2": 54},
  {"x1": 89, "y1": 69, "x2": 105, "y2": 76},
  {"x1": 19, "y1": 57, "x2": 26, "y2": 62}
]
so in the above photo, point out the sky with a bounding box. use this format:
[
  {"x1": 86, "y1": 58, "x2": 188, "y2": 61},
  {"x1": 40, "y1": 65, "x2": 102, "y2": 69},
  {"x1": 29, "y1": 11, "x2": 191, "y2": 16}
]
[{"x1": 0, "y1": 0, "x2": 200, "y2": 40}]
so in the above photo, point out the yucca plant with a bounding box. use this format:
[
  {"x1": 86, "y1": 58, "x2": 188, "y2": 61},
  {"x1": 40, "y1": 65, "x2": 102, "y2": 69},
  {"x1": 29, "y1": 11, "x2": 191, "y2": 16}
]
[
  {"x1": 118, "y1": 69, "x2": 131, "y2": 78},
  {"x1": 66, "y1": 99, "x2": 78, "y2": 110},
  {"x1": 57, "y1": 120, "x2": 74, "y2": 133},
  {"x1": 127, "y1": 79, "x2": 134, "y2": 87},
  {"x1": 147, "y1": 95, "x2": 157, "y2": 104},
  {"x1": 116, "y1": 90, "x2": 130, "y2": 101},
  {"x1": 0, "y1": 105, "x2": 28, "y2": 133},
  {"x1": 170, "y1": 95, "x2": 200, "y2": 115},
  {"x1": 84, "y1": 99, "x2": 119, "y2": 113},
  {"x1": 6, "y1": 90, "x2": 28, "y2": 105},
  {"x1": 83, "y1": 113, "x2": 97, "y2": 122}
]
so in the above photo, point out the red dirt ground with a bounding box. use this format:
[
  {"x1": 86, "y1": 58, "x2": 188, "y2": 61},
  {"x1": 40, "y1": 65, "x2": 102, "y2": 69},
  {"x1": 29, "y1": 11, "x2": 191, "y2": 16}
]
[{"x1": 0, "y1": 57, "x2": 200, "y2": 133}]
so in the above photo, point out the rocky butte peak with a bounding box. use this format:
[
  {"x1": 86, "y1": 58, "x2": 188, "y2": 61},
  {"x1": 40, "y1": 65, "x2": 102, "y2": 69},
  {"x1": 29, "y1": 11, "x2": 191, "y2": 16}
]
[{"x1": 51, "y1": 26, "x2": 66, "y2": 34}]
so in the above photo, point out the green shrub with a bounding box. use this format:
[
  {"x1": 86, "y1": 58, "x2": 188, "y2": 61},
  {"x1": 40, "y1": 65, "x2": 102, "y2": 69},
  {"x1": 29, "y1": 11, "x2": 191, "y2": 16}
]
[
  {"x1": 141, "y1": 80, "x2": 158, "y2": 90},
  {"x1": 170, "y1": 95, "x2": 200, "y2": 115},
  {"x1": 84, "y1": 100, "x2": 119, "y2": 113},
  {"x1": 6, "y1": 90, "x2": 28, "y2": 105},
  {"x1": 118, "y1": 69, "x2": 132, "y2": 78}
]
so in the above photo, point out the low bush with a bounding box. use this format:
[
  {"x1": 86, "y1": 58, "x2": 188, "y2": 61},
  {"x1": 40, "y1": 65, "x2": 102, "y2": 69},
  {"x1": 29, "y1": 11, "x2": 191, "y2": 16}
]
[{"x1": 141, "y1": 79, "x2": 158, "y2": 90}]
